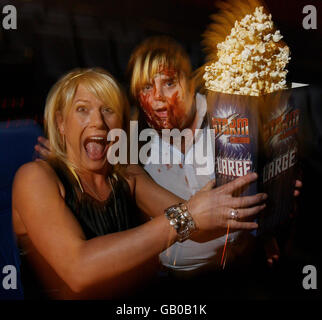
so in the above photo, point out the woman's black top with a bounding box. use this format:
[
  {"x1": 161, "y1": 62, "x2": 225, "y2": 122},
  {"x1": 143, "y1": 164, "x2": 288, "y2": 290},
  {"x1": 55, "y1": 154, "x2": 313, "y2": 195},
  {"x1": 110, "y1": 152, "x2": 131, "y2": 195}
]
[
  {"x1": 50, "y1": 160, "x2": 141, "y2": 239},
  {"x1": 21, "y1": 160, "x2": 141, "y2": 299}
]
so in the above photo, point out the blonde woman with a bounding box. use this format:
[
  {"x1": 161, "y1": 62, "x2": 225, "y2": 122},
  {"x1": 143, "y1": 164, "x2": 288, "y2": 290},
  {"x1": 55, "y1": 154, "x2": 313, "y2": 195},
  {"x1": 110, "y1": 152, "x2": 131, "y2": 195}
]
[{"x1": 12, "y1": 68, "x2": 265, "y2": 299}]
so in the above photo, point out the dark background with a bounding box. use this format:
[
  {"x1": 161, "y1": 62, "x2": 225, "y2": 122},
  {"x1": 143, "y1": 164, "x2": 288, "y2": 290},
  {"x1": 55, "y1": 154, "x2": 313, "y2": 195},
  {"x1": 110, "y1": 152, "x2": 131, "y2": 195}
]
[
  {"x1": 0, "y1": 0, "x2": 321, "y2": 299},
  {"x1": 0, "y1": 0, "x2": 321, "y2": 121}
]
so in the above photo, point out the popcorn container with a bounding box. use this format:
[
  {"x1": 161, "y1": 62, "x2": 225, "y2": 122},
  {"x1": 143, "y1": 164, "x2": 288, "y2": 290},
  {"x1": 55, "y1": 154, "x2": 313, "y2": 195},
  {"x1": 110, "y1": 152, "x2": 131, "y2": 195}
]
[{"x1": 207, "y1": 84, "x2": 307, "y2": 235}]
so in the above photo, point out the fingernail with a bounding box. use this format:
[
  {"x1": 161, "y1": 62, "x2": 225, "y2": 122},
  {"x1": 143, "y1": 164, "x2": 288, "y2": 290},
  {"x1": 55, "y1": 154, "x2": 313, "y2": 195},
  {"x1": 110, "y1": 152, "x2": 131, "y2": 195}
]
[
  {"x1": 262, "y1": 193, "x2": 268, "y2": 200},
  {"x1": 251, "y1": 172, "x2": 258, "y2": 179}
]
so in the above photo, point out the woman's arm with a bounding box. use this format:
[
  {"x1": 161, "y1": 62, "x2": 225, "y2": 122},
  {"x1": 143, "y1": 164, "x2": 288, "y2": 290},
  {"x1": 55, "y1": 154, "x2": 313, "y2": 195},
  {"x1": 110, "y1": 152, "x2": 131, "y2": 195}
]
[
  {"x1": 125, "y1": 164, "x2": 182, "y2": 218},
  {"x1": 13, "y1": 162, "x2": 265, "y2": 294},
  {"x1": 12, "y1": 162, "x2": 177, "y2": 294},
  {"x1": 128, "y1": 164, "x2": 266, "y2": 233}
]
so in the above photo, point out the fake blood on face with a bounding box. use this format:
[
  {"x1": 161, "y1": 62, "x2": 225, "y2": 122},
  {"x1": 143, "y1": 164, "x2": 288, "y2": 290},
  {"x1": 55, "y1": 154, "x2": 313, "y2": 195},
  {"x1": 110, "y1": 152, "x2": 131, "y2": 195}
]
[
  {"x1": 139, "y1": 92, "x2": 163, "y2": 130},
  {"x1": 138, "y1": 68, "x2": 194, "y2": 132},
  {"x1": 167, "y1": 91, "x2": 187, "y2": 129},
  {"x1": 139, "y1": 89, "x2": 187, "y2": 131}
]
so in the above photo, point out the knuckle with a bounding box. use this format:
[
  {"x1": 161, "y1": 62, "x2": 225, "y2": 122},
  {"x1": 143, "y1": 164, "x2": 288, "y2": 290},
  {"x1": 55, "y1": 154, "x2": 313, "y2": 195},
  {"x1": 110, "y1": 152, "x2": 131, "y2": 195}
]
[{"x1": 231, "y1": 198, "x2": 239, "y2": 208}]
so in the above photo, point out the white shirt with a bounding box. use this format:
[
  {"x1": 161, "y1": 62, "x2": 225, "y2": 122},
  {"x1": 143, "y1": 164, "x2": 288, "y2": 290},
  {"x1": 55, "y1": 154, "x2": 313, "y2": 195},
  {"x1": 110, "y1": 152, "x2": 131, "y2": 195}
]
[{"x1": 144, "y1": 93, "x2": 241, "y2": 272}]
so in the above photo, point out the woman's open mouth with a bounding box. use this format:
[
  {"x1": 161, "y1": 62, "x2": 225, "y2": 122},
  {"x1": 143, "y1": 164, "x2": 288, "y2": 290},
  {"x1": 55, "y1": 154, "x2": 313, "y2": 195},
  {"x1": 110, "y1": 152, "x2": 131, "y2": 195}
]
[{"x1": 84, "y1": 136, "x2": 109, "y2": 161}]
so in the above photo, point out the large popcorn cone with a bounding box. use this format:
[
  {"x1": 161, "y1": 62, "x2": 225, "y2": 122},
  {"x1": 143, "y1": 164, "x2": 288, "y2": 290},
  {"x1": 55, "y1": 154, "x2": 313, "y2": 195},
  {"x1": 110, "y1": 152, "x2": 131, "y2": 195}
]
[
  {"x1": 258, "y1": 86, "x2": 302, "y2": 234},
  {"x1": 201, "y1": 0, "x2": 305, "y2": 235},
  {"x1": 207, "y1": 84, "x2": 307, "y2": 235},
  {"x1": 207, "y1": 91, "x2": 262, "y2": 191}
]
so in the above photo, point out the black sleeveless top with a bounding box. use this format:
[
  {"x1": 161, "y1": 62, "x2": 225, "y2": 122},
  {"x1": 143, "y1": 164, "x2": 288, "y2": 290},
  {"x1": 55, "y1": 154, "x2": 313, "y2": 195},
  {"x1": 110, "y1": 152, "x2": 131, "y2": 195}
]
[
  {"x1": 20, "y1": 160, "x2": 142, "y2": 299},
  {"x1": 21, "y1": 161, "x2": 142, "y2": 299},
  {"x1": 50, "y1": 160, "x2": 141, "y2": 239}
]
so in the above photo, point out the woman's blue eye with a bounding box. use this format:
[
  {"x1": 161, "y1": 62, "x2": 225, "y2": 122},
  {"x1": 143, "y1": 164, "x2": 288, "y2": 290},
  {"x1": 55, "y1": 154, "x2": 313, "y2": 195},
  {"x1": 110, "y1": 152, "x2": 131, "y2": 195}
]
[{"x1": 76, "y1": 106, "x2": 87, "y2": 112}]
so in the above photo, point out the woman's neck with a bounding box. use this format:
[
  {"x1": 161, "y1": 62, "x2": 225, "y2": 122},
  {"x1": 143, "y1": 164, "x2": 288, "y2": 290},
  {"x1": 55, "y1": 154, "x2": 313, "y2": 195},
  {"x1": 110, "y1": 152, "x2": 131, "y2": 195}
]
[{"x1": 76, "y1": 166, "x2": 113, "y2": 201}]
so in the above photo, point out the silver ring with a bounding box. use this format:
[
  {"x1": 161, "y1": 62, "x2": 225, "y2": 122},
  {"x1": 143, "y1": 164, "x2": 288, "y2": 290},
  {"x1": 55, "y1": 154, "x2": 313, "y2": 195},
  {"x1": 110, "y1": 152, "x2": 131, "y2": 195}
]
[{"x1": 229, "y1": 209, "x2": 239, "y2": 221}]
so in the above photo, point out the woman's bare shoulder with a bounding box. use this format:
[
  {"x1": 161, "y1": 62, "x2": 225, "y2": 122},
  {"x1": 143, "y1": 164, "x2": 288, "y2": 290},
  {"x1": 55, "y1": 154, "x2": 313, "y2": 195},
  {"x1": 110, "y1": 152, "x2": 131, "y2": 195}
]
[
  {"x1": 15, "y1": 159, "x2": 54, "y2": 177},
  {"x1": 12, "y1": 160, "x2": 66, "y2": 236},
  {"x1": 13, "y1": 160, "x2": 65, "y2": 200}
]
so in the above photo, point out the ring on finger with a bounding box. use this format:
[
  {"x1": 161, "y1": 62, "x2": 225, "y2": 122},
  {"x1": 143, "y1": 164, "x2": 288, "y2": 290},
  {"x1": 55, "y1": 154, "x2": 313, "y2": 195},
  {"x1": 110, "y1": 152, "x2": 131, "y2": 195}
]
[{"x1": 229, "y1": 209, "x2": 239, "y2": 221}]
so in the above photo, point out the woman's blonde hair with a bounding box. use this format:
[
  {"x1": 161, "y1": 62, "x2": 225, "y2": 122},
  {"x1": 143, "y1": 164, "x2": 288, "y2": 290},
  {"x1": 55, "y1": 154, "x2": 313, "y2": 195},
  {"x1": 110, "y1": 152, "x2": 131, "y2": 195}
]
[{"x1": 44, "y1": 68, "x2": 130, "y2": 173}]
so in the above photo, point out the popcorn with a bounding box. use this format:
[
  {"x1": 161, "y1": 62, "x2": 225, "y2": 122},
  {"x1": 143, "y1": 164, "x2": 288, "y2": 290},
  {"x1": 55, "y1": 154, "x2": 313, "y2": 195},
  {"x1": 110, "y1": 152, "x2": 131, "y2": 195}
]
[{"x1": 204, "y1": 6, "x2": 290, "y2": 96}]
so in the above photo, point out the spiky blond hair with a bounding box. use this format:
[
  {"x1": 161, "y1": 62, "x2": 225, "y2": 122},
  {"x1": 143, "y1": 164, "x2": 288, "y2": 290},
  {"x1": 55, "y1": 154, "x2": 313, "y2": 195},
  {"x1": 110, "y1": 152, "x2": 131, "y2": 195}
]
[{"x1": 128, "y1": 36, "x2": 193, "y2": 101}]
